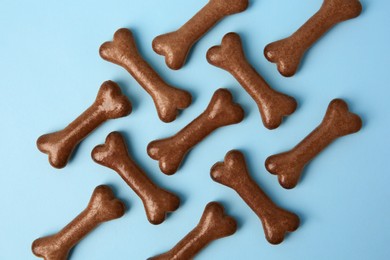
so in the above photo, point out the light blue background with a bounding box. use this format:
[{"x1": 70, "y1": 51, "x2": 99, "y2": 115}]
[{"x1": 0, "y1": 0, "x2": 389, "y2": 259}]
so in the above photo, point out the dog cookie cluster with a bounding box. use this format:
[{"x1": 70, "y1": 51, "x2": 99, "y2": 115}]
[{"x1": 34, "y1": 0, "x2": 363, "y2": 259}]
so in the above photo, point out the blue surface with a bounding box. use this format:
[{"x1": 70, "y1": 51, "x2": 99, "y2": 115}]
[{"x1": 0, "y1": 0, "x2": 389, "y2": 259}]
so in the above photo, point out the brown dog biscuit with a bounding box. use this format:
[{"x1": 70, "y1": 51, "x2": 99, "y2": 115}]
[
  {"x1": 266, "y1": 99, "x2": 362, "y2": 189},
  {"x1": 100, "y1": 28, "x2": 192, "y2": 122},
  {"x1": 207, "y1": 32, "x2": 297, "y2": 130},
  {"x1": 211, "y1": 150, "x2": 300, "y2": 244},
  {"x1": 148, "y1": 88, "x2": 244, "y2": 175},
  {"x1": 153, "y1": 0, "x2": 249, "y2": 70},
  {"x1": 149, "y1": 202, "x2": 236, "y2": 260},
  {"x1": 32, "y1": 185, "x2": 125, "y2": 260},
  {"x1": 92, "y1": 132, "x2": 180, "y2": 225},
  {"x1": 264, "y1": 0, "x2": 362, "y2": 77},
  {"x1": 37, "y1": 81, "x2": 132, "y2": 169}
]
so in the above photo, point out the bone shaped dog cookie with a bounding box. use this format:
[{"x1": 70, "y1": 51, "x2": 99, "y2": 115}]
[
  {"x1": 37, "y1": 81, "x2": 132, "y2": 169},
  {"x1": 207, "y1": 32, "x2": 297, "y2": 130},
  {"x1": 32, "y1": 185, "x2": 125, "y2": 260},
  {"x1": 149, "y1": 202, "x2": 236, "y2": 260},
  {"x1": 264, "y1": 0, "x2": 362, "y2": 77},
  {"x1": 148, "y1": 88, "x2": 244, "y2": 175},
  {"x1": 92, "y1": 132, "x2": 180, "y2": 225},
  {"x1": 100, "y1": 28, "x2": 192, "y2": 122},
  {"x1": 211, "y1": 150, "x2": 300, "y2": 244},
  {"x1": 153, "y1": 0, "x2": 249, "y2": 70},
  {"x1": 266, "y1": 99, "x2": 362, "y2": 189}
]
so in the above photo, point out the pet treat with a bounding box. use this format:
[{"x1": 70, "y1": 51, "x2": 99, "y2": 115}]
[
  {"x1": 100, "y1": 28, "x2": 192, "y2": 122},
  {"x1": 32, "y1": 185, "x2": 125, "y2": 260},
  {"x1": 207, "y1": 32, "x2": 297, "y2": 130},
  {"x1": 264, "y1": 0, "x2": 362, "y2": 77},
  {"x1": 265, "y1": 99, "x2": 362, "y2": 189},
  {"x1": 148, "y1": 88, "x2": 244, "y2": 175},
  {"x1": 211, "y1": 150, "x2": 299, "y2": 244},
  {"x1": 92, "y1": 132, "x2": 180, "y2": 225},
  {"x1": 37, "y1": 81, "x2": 132, "y2": 169},
  {"x1": 149, "y1": 202, "x2": 236, "y2": 260},
  {"x1": 153, "y1": 0, "x2": 249, "y2": 70}
]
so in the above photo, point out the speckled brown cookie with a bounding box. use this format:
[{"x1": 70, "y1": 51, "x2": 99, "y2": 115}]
[
  {"x1": 92, "y1": 132, "x2": 180, "y2": 225},
  {"x1": 207, "y1": 32, "x2": 297, "y2": 130},
  {"x1": 266, "y1": 99, "x2": 362, "y2": 189},
  {"x1": 264, "y1": 0, "x2": 362, "y2": 77},
  {"x1": 153, "y1": 0, "x2": 249, "y2": 70},
  {"x1": 100, "y1": 28, "x2": 191, "y2": 122},
  {"x1": 32, "y1": 185, "x2": 125, "y2": 260},
  {"x1": 211, "y1": 150, "x2": 299, "y2": 244},
  {"x1": 148, "y1": 88, "x2": 244, "y2": 175},
  {"x1": 149, "y1": 202, "x2": 236, "y2": 260},
  {"x1": 37, "y1": 81, "x2": 132, "y2": 169}
]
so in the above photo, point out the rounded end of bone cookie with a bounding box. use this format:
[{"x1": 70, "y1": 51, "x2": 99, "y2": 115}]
[
  {"x1": 32, "y1": 236, "x2": 69, "y2": 260},
  {"x1": 263, "y1": 43, "x2": 299, "y2": 77},
  {"x1": 31, "y1": 238, "x2": 47, "y2": 258},
  {"x1": 206, "y1": 46, "x2": 223, "y2": 68},
  {"x1": 98, "y1": 81, "x2": 132, "y2": 118},
  {"x1": 159, "y1": 160, "x2": 179, "y2": 175},
  {"x1": 163, "y1": 52, "x2": 185, "y2": 71},
  {"x1": 278, "y1": 173, "x2": 300, "y2": 190},
  {"x1": 90, "y1": 185, "x2": 126, "y2": 221},
  {"x1": 207, "y1": 32, "x2": 244, "y2": 70},
  {"x1": 91, "y1": 131, "x2": 129, "y2": 166},
  {"x1": 212, "y1": 0, "x2": 249, "y2": 15},
  {"x1": 210, "y1": 162, "x2": 224, "y2": 182},
  {"x1": 147, "y1": 193, "x2": 181, "y2": 225},
  {"x1": 156, "y1": 88, "x2": 192, "y2": 123},
  {"x1": 278, "y1": 65, "x2": 297, "y2": 78},
  {"x1": 99, "y1": 41, "x2": 112, "y2": 62},
  {"x1": 99, "y1": 28, "x2": 137, "y2": 66},
  {"x1": 207, "y1": 88, "x2": 244, "y2": 125},
  {"x1": 261, "y1": 94, "x2": 297, "y2": 130},
  {"x1": 210, "y1": 150, "x2": 248, "y2": 187},
  {"x1": 147, "y1": 140, "x2": 182, "y2": 175},
  {"x1": 265, "y1": 155, "x2": 301, "y2": 189},
  {"x1": 152, "y1": 33, "x2": 188, "y2": 70},
  {"x1": 328, "y1": 0, "x2": 363, "y2": 21},
  {"x1": 265, "y1": 211, "x2": 300, "y2": 244},
  {"x1": 345, "y1": 0, "x2": 363, "y2": 19},
  {"x1": 37, "y1": 134, "x2": 69, "y2": 169},
  {"x1": 326, "y1": 99, "x2": 363, "y2": 136},
  {"x1": 280, "y1": 183, "x2": 296, "y2": 190},
  {"x1": 203, "y1": 202, "x2": 237, "y2": 237}
]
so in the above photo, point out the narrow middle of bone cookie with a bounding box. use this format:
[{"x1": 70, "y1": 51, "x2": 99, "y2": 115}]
[
  {"x1": 265, "y1": 99, "x2": 362, "y2": 189},
  {"x1": 264, "y1": 0, "x2": 362, "y2": 77},
  {"x1": 147, "y1": 88, "x2": 244, "y2": 175},
  {"x1": 32, "y1": 185, "x2": 125, "y2": 260},
  {"x1": 100, "y1": 28, "x2": 192, "y2": 123},
  {"x1": 152, "y1": 0, "x2": 249, "y2": 70},
  {"x1": 207, "y1": 32, "x2": 297, "y2": 130},
  {"x1": 149, "y1": 202, "x2": 236, "y2": 260},
  {"x1": 211, "y1": 150, "x2": 300, "y2": 244},
  {"x1": 92, "y1": 132, "x2": 180, "y2": 225},
  {"x1": 36, "y1": 81, "x2": 132, "y2": 169}
]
